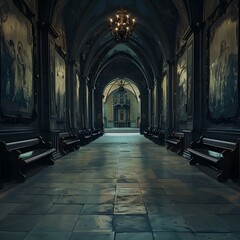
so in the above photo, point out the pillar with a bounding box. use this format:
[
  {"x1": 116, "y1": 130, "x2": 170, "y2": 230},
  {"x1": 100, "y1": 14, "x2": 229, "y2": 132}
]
[
  {"x1": 166, "y1": 60, "x2": 175, "y2": 133},
  {"x1": 38, "y1": 22, "x2": 58, "y2": 137},
  {"x1": 192, "y1": 23, "x2": 204, "y2": 140}
]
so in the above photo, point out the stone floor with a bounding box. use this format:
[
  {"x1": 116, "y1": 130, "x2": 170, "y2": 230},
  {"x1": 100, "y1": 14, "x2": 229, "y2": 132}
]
[{"x1": 1, "y1": 132, "x2": 240, "y2": 240}]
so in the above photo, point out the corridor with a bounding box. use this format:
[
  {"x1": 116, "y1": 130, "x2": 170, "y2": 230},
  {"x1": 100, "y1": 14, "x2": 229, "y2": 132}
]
[{"x1": 0, "y1": 133, "x2": 240, "y2": 240}]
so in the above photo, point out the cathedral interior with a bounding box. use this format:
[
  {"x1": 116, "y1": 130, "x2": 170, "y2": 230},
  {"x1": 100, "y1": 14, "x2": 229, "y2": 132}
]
[{"x1": 0, "y1": 0, "x2": 240, "y2": 239}]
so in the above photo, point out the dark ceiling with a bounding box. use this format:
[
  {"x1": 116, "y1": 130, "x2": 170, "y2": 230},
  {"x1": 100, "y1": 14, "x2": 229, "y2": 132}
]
[{"x1": 39, "y1": 0, "x2": 203, "y2": 93}]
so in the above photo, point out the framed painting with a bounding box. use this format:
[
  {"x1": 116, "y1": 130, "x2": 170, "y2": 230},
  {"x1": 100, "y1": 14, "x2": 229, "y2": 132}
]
[
  {"x1": 208, "y1": 0, "x2": 238, "y2": 122},
  {"x1": 55, "y1": 50, "x2": 66, "y2": 122},
  {"x1": 0, "y1": 0, "x2": 34, "y2": 120}
]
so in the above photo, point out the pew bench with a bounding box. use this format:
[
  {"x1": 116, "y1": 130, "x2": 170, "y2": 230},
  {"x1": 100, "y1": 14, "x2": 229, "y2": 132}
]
[
  {"x1": 187, "y1": 136, "x2": 239, "y2": 182},
  {"x1": 78, "y1": 129, "x2": 92, "y2": 146},
  {"x1": 0, "y1": 136, "x2": 55, "y2": 183},
  {"x1": 150, "y1": 129, "x2": 165, "y2": 145},
  {"x1": 143, "y1": 127, "x2": 153, "y2": 139},
  {"x1": 165, "y1": 131, "x2": 184, "y2": 154},
  {"x1": 59, "y1": 132, "x2": 80, "y2": 155},
  {"x1": 89, "y1": 128, "x2": 98, "y2": 140},
  {"x1": 97, "y1": 128, "x2": 104, "y2": 137}
]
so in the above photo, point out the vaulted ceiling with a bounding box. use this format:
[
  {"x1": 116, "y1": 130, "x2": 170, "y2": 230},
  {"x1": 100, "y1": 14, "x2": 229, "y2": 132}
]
[{"x1": 39, "y1": 0, "x2": 203, "y2": 93}]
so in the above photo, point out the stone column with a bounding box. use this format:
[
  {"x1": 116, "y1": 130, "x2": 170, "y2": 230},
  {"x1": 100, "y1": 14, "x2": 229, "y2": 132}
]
[
  {"x1": 80, "y1": 76, "x2": 89, "y2": 128},
  {"x1": 66, "y1": 60, "x2": 79, "y2": 131},
  {"x1": 155, "y1": 77, "x2": 160, "y2": 128},
  {"x1": 166, "y1": 60, "x2": 175, "y2": 133},
  {"x1": 140, "y1": 88, "x2": 149, "y2": 134},
  {"x1": 148, "y1": 88, "x2": 152, "y2": 126},
  {"x1": 38, "y1": 23, "x2": 58, "y2": 137},
  {"x1": 192, "y1": 23, "x2": 204, "y2": 141},
  {"x1": 91, "y1": 87, "x2": 95, "y2": 129},
  {"x1": 94, "y1": 91, "x2": 104, "y2": 130},
  {"x1": 87, "y1": 83, "x2": 93, "y2": 128}
]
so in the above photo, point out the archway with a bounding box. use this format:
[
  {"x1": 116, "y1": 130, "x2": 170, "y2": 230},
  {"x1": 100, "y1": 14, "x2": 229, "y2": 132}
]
[{"x1": 103, "y1": 78, "x2": 140, "y2": 129}]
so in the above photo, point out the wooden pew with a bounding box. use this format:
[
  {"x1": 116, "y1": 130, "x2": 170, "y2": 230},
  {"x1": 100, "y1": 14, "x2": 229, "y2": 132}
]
[
  {"x1": 143, "y1": 127, "x2": 153, "y2": 139},
  {"x1": 0, "y1": 136, "x2": 55, "y2": 183},
  {"x1": 78, "y1": 129, "x2": 92, "y2": 146},
  {"x1": 88, "y1": 128, "x2": 98, "y2": 140},
  {"x1": 165, "y1": 131, "x2": 184, "y2": 154},
  {"x1": 149, "y1": 128, "x2": 165, "y2": 145},
  {"x1": 59, "y1": 132, "x2": 80, "y2": 155},
  {"x1": 187, "y1": 136, "x2": 239, "y2": 182}
]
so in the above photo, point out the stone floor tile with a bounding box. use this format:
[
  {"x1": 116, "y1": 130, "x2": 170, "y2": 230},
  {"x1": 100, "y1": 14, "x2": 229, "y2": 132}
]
[
  {"x1": 113, "y1": 215, "x2": 151, "y2": 232},
  {"x1": 81, "y1": 204, "x2": 114, "y2": 214},
  {"x1": 0, "y1": 203, "x2": 19, "y2": 215},
  {"x1": 141, "y1": 188, "x2": 166, "y2": 195},
  {"x1": 115, "y1": 195, "x2": 143, "y2": 204},
  {"x1": 24, "y1": 231, "x2": 71, "y2": 240},
  {"x1": 87, "y1": 195, "x2": 115, "y2": 204},
  {"x1": 93, "y1": 183, "x2": 116, "y2": 189},
  {"x1": 142, "y1": 195, "x2": 172, "y2": 204},
  {"x1": 91, "y1": 188, "x2": 116, "y2": 195},
  {"x1": 37, "y1": 187, "x2": 66, "y2": 195},
  {"x1": 32, "y1": 215, "x2": 78, "y2": 232},
  {"x1": 10, "y1": 203, "x2": 52, "y2": 215},
  {"x1": 149, "y1": 214, "x2": 191, "y2": 232},
  {"x1": 145, "y1": 203, "x2": 177, "y2": 214},
  {"x1": 174, "y1": 204, "x2": 209, "y2": 215},
  {"x1": 73, "y1": 215, "x2": 113, "y2": 232},
  {"x1": 25, "y1": 182, "x2": 71, "y2": 188},
  {"x1": 0, "y1": 215, "x2": 42, "y2": 231},
  {"x1": 63, "y1": 188, "x2": 92, "y2": 196},
  {"x1": 0, "y1": 231, "x2": 28, "y2": 240},
  {"x1": 116, "y1": 188, "x2": 141, "y2": 195},
  {"x1": 70, "y1": 232, "x2": 114, "y2": 240},
  {"x1": 55, "y1": 195, "x2": 88, "y2": 204},
  {"x1": 47, "y1": 204, "x2": 83, "y2": 214},
  {"x1": 26, "y1": 195, "x2": 59, "y2": 204},
  {"x1": 116, "y1": 183, "x2": 139, "y2": 188},
  {"x1": 153, "y1": 232, "x2": 198, "y2": 240},
  {"x1": 195, "y1": 233, "x2": 239, "y2": 240},
  {"x1": 184, "y1": 215, "x2": 230, "y2": 233},
  {"x1": 114, "y1": 203, "x2": 147, "y2": 214},
  {"x1": 168, "y1": 194, "x2": 199, "y2": 204},
  {"x1": 0, "y1": 194, "x2": 31, "y2": 203},
  {"x1": 217, "y1": 215, "x2": 240, "y2": 232},
  {"x1": 115, "y1": 232, "x2": 153, "y2": 240}
]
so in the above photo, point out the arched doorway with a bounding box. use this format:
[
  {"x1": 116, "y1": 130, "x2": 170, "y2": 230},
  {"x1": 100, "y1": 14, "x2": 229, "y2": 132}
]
[{"x1": 103, "y1": 78, "x2": 140, "y2": 129}]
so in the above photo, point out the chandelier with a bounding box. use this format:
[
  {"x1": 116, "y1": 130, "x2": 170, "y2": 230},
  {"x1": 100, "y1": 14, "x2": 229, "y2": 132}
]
[{"x1": 109, "y1": 8, "x2": 136, "y2": 41}]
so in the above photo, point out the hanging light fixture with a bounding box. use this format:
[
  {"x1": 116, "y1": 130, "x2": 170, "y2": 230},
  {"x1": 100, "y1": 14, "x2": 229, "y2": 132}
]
[{"x1": 109, "y1": 8, "x2": 136, "y2": 41}]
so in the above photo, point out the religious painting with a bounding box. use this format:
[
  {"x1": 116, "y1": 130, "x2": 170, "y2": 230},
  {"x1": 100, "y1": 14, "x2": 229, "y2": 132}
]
[
  {"x1": 177, "y1": 50, "x2": 188, "y2": 123},
  {"x1": 50, "y1": 40, "x2": 55, "y2": 118},
  {"x1": 187, "y1": 42, "x2": 193, "y2": 117},
  {"x1": 0, "y1": 0, "x2": 34, "y2": 119},
  {"x1": 208, "y1": 2, "x2": 238, "y2": 121},
  {"x1": 55, "y1": 51, "x2": 66, "y2": 122}
]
